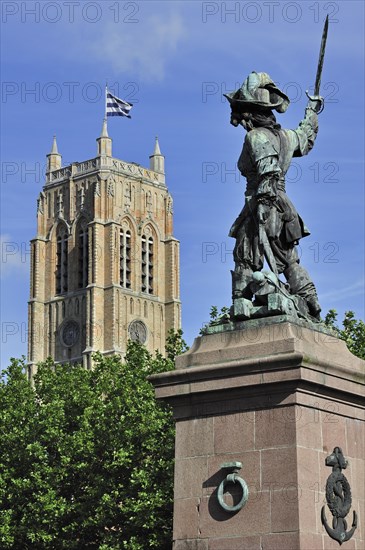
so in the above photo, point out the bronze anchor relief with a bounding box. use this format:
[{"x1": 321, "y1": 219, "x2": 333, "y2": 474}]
[{"x1": 321, "y1": 447, "x2": 358, "y2": 545}]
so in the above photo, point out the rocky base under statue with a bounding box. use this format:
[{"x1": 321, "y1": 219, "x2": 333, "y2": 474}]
[
  {"x1": 202, "y1": 269, "x2": 329, "y2": 336},
  {"x1": 230, "y1": 269, "x2": 321, "y2": 324}
]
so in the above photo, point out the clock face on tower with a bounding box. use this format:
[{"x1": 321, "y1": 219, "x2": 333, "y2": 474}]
[
  {"x1": 61, "y1": 320, "x2": 80, "y2": 347},
  {"x1": 128, "y1": 320, "x2": 148, "y2": 344}
]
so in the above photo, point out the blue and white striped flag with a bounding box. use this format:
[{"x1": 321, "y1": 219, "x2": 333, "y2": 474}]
[{"x1": 106, "y1": 91, "x2": 133, "y2": 118}]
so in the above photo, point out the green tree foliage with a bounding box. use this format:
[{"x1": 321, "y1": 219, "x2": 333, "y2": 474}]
[
  {"x1": 199, "y1": 306, "x2": 230, "y2": 334},
  {"x1": 0, "y1": 331, "x2": 188, "y2": 550},
  {"x1": 324, "y1": 310, "x2": 365, "y2": 360}
]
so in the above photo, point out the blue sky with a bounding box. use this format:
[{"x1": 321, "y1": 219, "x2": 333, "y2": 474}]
[{"x1": 1, "y1": 0, "x2": 364, "y2": 366}]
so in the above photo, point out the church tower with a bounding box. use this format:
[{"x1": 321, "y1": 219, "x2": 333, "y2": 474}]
[{"x1": 28, "y1": 124, "x2": 181, "y2": 376}]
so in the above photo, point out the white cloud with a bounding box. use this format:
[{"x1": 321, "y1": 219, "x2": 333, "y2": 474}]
[
  {"x1": 88, "y1": 11, "x2": 186, "y2": 81},
  {"x1": 320, "y1": 279, "x2": 365, "y2": 302},
  {"x1": 0, "y1": 234, "x2": 30, "y2": 279}
]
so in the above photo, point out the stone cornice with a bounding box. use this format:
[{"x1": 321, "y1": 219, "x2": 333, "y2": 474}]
[
  {"x1": 150, "y1": 322, "x2": 365, "y2": 420},
  {"x1": 44, "y1": 156, "x2": 165, "y2": 188}
]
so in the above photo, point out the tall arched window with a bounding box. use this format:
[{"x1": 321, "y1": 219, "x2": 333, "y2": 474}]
[
  {"x1": 141, "y1": 234, "x2": 154, "y2": 294},
  {"x1": 56, "y1": 224, "x2": 68, "y2": 294},
  {"x1": 77, "y1": 219, "x2": 89, "y2": 288},
  {"x1": 120, "y1": 228, "x2": 131, "y2": 289}
]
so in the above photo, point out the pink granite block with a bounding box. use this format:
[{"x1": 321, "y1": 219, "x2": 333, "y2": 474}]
[
  {"x1": 255, "y1": 406, "x2": 297, "y2": 450},
  {"x1": 213, "y1": 411, "x2": 255, "y2": 454},
  {"x1": 176, "y1": 418, "x2": 214, "y2": 458}
]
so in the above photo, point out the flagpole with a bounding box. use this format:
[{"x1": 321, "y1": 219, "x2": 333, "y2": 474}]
[{"x1": 104, "y1": 83, "x2": 108, "y2": 127}]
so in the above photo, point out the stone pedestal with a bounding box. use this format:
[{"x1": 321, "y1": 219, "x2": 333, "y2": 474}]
[{"x1": 151, "y1": 319, "x2": 365, "y2": 550}]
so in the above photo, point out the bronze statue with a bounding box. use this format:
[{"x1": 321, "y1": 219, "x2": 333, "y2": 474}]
[{"x1": 225, "y1": 71, "x2": 324, "y2": 320}]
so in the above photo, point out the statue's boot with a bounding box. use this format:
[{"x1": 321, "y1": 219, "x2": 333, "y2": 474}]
[
  {"x1": 284, "y1": 263, "x2": 321, "y2": 320},
  {"x1": 231, "y1": 266, "x2": 254, "y2": 300}
]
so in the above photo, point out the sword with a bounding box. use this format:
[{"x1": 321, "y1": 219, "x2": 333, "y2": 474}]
[
  {"x1": 306, "y1": 15, "x2": 329, "y2": 112},
  {"x1": 259, "y1": 223, "x2": 278, "y2": 276},
  {"x1": 257, "y1": 203, "x2": 279, "y2": 276}
]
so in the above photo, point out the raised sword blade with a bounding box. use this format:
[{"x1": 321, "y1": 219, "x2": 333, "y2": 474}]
[{"x1": 314, "y1": 15, "x2": 329, "y2": 96}]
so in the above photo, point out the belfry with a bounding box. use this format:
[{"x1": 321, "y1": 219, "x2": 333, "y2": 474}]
[{"x1": 28, "y1": 124, "x2": 181, "y2": 376}]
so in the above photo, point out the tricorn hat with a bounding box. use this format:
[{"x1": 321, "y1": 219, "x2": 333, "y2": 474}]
[{"x1": 224, "y1": 71, "x2": 290, "y2": 113}]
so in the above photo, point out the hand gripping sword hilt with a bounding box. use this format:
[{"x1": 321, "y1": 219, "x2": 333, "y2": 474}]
[{"x1": 305, "y1": 90, "x2": 325, "y2": 114}]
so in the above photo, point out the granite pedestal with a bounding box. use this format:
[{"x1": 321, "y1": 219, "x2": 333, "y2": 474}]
[{"x1": 151, "y1": 319, "x2": 365, "y2": 550}]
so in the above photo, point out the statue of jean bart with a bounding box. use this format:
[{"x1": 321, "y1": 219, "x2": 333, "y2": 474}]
[{"x1": 225, "y1": 71, "x2": 324, "y2": 322}]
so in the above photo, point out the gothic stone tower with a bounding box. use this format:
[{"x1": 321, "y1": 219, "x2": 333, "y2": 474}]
[{"x1": 28, "y1": 123, "x2": 181, "y2": 376}]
